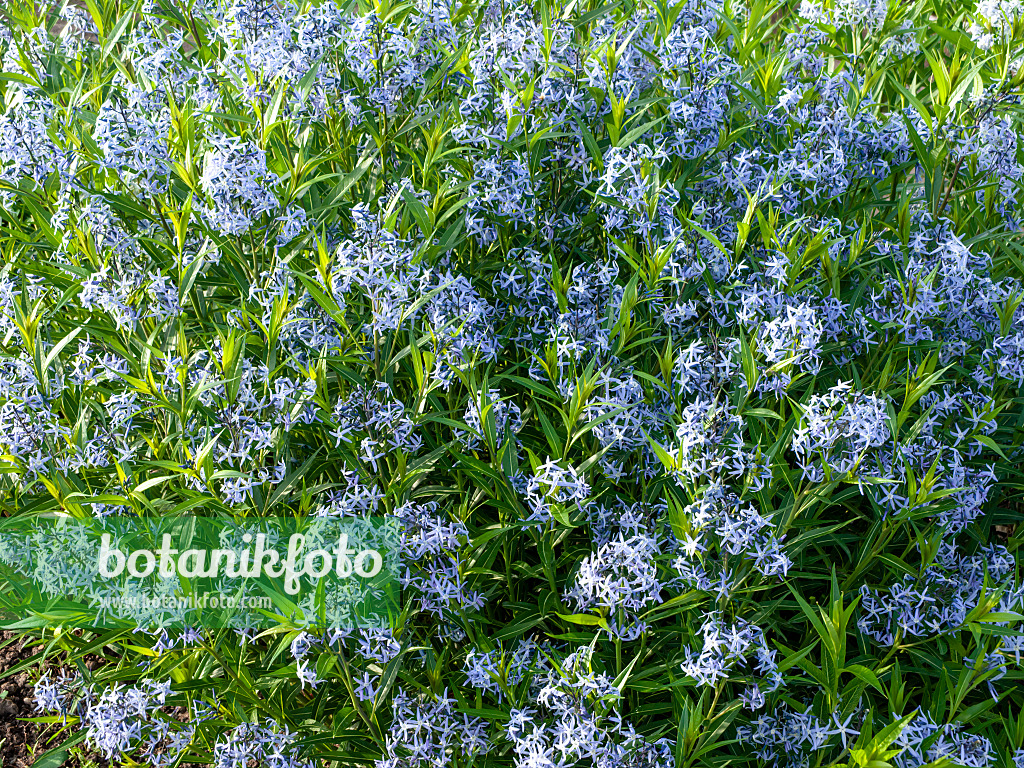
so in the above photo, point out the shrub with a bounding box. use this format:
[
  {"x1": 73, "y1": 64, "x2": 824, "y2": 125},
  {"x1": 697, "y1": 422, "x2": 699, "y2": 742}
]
[{"x1": 1, "y1": 0, "x2": 1024, "y2": 766}]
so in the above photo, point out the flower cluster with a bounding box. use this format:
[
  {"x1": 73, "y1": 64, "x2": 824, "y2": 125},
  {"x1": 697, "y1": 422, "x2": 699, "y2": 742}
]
[{"x1": 34, "y1": 675, "x2": 193, "y2": 768}]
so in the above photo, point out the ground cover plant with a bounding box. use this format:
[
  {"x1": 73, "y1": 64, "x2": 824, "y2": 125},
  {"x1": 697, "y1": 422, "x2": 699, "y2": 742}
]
[{"x1": 1, "y1": 0, "x2": 1024, "y2": 764}]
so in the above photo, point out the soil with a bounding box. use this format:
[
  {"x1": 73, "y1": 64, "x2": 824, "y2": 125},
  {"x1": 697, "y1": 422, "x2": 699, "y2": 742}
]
[
  {"x1": 0, "y1": 630, "x2": 55, "y2": 768},
  {"x1": 0, "y1": 631, "x2": 105, "y2": 768},
  {"x1": 0, "y1": 630, "x2": 210, "y2": 768}
]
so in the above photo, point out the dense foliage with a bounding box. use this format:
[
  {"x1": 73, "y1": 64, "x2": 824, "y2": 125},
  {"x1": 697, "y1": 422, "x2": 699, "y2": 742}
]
[{"x1": 1, "y1": 0, "x2": 1024, "y2": 765}]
